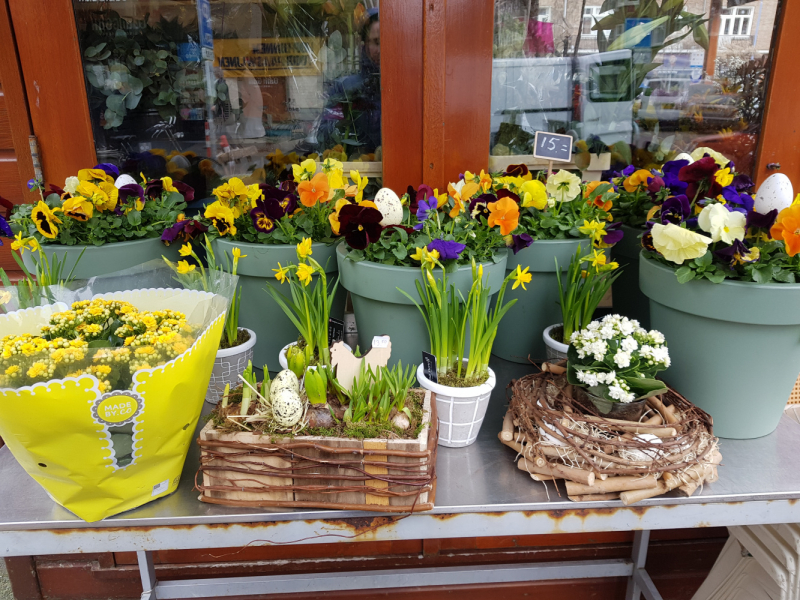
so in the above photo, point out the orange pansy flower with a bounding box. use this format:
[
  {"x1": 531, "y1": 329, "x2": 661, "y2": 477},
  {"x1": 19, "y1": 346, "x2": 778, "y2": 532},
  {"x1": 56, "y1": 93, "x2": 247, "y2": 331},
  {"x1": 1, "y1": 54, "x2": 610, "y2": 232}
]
[
  {"x1": 770, "y1": 204, "x2": 800, "y2": 257},
  {"x1": 487, "y1": 197, "x2": 520, "y2": 236},
  {"x1": 623, "y1": 169, "x2": 652, "y2": 193},
  {"x1": 584, "y1": 180, "x2": 612, "y2": 211},
  {"x1": 298, "y1": 172, "x2": 331, "y2": 207}
]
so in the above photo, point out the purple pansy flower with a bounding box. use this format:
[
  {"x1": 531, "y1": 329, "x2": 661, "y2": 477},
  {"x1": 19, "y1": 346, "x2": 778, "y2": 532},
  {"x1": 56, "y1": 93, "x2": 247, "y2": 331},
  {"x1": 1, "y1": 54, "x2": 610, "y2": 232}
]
[
  {"x1": 427, "y1": 239, "x2": 466, "y2": 260},
  {"x1": 118, "y1": 183, "x2": 145, "y2": 204},
  {"x1": 0, "y1": 214, "x2": 11, "y2": 239},
  {"x1": 660, "y1": 195, "x2": 691, "y2": 224},
  {"x1": 601, "y1": 222, "x2": 624, "y2": 246},
  {"x1": 94, "y1": 163, "x2": 120, "y2": 179},
  {"x1": 414, "y1": 197, "x2": 437, "y2": 230},
  {"x1": 747, "y1": 208, "x2": 778, "y2": 230},
  {"x1": 145, "y1": 179, "x2": 195, "y2": 203},
  {"x1": 506, "y1": 233, "x2": 533, "y2": 255},
  {"x1": 732, "y1": 173, "x2": 755, "y2": 192},
  {"x1": 469, "y1": 193, "x2": 494, "y2": 220},
  {"x1": 161, "y1": 219, "x2": 208, "y2": 245},
  {"x1": 714, "y1": 239, "x2": 757, "y2": 266},
  {"x1": 621, "y1": 165, "x2": 636, "y2": 177}
]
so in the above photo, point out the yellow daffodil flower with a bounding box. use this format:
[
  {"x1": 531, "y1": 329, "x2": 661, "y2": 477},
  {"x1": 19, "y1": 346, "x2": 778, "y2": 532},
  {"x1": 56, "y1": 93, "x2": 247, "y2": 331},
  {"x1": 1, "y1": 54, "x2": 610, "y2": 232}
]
[
  {"x1": 511, "y1": 265, "x2": 532, "y2": 290},
  {"x1": 579, "y1": 219, "x2": 607, "y2": 245},
  {"x1": 297, "y1": 237, "x2": 313, "y2": 260},
  {"x1": 176, "y1": 260, "x2": 196, "y2": 274},
  {"x1": 10, "y1": 232, "x2": 39, "y2": 254},
  {"x1": 410, "y1": 246, "x2": 440, "y2": 270},
  {"x1": 297, "y1": 262, "x2": 314, "y2": 286},
  {"x1": 232, "y1": 248, "x2": 246, "y2": 260},
  {"x1": 349, "y1": 170, "x2": 368, "y2": 203},
  {"x1": 273, "y1": 263, "x2": 289, "y2": 284},
  {"x1": 179, "y1": 243, "x2": 193, "y2": 257}
]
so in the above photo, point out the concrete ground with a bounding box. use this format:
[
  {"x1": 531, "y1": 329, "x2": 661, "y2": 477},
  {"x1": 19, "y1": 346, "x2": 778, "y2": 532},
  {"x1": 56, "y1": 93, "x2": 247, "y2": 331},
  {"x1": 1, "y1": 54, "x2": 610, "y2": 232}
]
[{"x1": 0, "y1": 560, "x2": 13, "y2": 600}]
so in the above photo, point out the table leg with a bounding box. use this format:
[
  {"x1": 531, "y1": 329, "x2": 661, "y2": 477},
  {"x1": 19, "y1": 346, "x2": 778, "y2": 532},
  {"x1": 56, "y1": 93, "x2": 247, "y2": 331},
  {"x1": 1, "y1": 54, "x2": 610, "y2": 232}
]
[
  {"x1": 625, "y1": 531, "x2": 662, "y2": 600},
  {"x1": 137, "y1": 551, "x2": 157, "y2": 600}
]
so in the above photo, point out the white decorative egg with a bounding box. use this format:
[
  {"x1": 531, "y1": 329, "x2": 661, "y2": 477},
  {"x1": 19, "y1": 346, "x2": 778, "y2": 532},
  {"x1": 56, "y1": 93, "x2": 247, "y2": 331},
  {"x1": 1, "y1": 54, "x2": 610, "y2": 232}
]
[
  {"x1": 270, "y1": 369, "x2": 299, "y2": 397},
  {"x1": 373, "y1": 187, "x2": 403, "y2": 226},
  {"x1": 271, "y1": 389, "x2": 304, "y2": 427},
  {"x1": 754, "y1": 174, "x2": 794, "y2": 216},
  {"x1": 115, "y1": 174, "x2": 138, "y2": 188},
  {"x1": 672, "y1": 153, "x2": 694, "y2": 165}
]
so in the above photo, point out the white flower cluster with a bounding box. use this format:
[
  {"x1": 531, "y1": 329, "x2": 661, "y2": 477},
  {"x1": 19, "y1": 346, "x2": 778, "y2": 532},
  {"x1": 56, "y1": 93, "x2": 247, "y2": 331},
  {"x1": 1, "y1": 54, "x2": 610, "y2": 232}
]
[
  {"x1": 570, "y1": 315, "x2": 669, "y2": 369},
  {"x1": 574, "y1": 368, "x2": 636, "y2": 403}
]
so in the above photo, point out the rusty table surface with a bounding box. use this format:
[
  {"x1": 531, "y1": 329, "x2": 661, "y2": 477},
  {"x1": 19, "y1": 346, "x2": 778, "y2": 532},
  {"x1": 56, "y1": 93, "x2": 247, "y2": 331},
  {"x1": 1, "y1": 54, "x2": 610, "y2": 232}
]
[{"x1": 3, "y1": 358, "x2": 800, "y2": 556}]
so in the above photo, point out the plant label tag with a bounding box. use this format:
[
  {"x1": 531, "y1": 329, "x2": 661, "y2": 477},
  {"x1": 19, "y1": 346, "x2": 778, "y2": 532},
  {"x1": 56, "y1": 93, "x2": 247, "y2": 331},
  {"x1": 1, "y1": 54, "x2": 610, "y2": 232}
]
[
  {"x1": 152, "y1": 479, "x2": 169, "y2": 497},
  {"x1": 372, "y1": 335, "x2": 390, "y2": 348},
  {"x1": 328, "y1": 317, "x2": 345, "y2": 344},
  {"x1": 533, "y1": 131, "x2": 573, "y2": 163},
  {"x1": 422, "y1": 352, "x2": 438, "y2": 384}
]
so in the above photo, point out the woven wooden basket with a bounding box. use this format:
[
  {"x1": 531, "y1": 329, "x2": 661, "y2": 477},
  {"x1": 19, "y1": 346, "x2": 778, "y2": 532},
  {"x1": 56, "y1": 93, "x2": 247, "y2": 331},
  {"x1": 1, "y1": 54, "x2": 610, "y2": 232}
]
[{"x1": 196, "y1": 389, "x2": 437, "y2": 512}]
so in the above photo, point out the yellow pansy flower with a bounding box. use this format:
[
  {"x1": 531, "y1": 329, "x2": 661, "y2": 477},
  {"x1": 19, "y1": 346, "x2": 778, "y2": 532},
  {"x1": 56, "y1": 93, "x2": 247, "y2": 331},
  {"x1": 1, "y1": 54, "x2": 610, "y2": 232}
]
[
  {"x1": 520, "y1": 179, "x2": 547, "y2": 209},
  {"x1": 161, "y1": 176, "x2": 178, "y2": 193},
  {"x1": 292, "y1": 158, "x2": 317, "y2": 182}
]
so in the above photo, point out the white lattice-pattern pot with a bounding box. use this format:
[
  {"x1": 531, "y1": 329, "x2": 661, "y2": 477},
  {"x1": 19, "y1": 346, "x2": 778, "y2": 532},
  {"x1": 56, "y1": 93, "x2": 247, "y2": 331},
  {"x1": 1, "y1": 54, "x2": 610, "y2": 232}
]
[
  {"x1": 416, "y1": 361, "x2": 496, "y2": 448},
  {"x1": 543, "y1": 323, "x2": 569, "y2": 362},
  {"x1": 206, "y1": 328, "x2": 257, "y2": 404}
]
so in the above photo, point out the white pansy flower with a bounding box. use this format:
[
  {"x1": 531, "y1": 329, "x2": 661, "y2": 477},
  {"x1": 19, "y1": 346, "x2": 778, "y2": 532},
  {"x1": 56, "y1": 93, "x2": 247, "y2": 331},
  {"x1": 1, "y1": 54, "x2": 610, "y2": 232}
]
[
  {"x1": 698, "y1": 203, "x2": 746, "y2": 244},
  {"x1": 546, "y1": 170, "x2": 582, "y2": 203},
  {"x1": 64, "y1": 176, "x2": 80, "y2": 195}
]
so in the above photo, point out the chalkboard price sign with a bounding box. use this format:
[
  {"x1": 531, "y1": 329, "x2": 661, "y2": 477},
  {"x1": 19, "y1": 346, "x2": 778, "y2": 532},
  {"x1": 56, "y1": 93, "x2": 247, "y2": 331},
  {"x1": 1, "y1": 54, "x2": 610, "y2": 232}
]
[{"x1": 533, "y1": 131, "x2": 574, "y2": 163}]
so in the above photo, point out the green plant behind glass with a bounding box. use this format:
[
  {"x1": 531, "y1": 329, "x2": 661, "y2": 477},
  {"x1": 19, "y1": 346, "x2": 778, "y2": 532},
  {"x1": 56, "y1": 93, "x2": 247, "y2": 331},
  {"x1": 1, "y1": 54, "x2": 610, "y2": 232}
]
[
  {"x1": 556, "y1": 245, "x2": 623, "y2": 342},
  {"x1": 0, "y1": 244, "x2": 86, "y2": 311}
]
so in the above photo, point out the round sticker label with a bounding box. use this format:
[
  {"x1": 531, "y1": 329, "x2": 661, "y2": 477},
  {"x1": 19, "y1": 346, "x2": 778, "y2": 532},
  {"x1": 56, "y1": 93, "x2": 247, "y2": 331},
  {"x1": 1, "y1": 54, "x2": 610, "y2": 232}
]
[{"x1": 92, "y1": 391, "x2": 143, "y2": 426}]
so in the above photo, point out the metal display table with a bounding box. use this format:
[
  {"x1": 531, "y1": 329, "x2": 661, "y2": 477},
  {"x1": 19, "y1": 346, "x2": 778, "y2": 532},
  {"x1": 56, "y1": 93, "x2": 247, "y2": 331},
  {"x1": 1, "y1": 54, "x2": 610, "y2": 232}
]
[{"x1": 2, "y1": 359, "x2": 800, "y2": 600}]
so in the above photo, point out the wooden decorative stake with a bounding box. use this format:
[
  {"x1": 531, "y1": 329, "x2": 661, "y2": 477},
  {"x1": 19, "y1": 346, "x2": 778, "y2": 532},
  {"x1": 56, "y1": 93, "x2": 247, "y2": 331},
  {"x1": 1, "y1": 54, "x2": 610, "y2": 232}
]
[{"x1": 331, "y1": 336, "x2": 392, "y2": 392}]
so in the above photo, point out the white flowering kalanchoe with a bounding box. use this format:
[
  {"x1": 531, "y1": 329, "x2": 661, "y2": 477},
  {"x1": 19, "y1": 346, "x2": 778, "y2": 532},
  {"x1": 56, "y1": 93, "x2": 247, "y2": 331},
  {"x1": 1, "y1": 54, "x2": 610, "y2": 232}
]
[{"x1": 568, "y1": 314, "x2": 670, "y2": 404}]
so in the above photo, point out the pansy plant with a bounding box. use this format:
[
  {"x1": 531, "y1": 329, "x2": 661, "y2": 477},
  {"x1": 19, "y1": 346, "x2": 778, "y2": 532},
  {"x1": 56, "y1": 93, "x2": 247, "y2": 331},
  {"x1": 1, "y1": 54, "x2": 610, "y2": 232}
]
[{"x1": 9, "y1": 164, "x2": 190, "y2": 246}]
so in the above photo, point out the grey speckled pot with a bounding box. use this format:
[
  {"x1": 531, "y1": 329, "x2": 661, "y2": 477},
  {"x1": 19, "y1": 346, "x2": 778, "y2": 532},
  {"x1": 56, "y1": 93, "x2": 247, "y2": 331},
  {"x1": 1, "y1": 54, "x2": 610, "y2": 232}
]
[
  {"x1": 492, "y1": 239, "x2": 584, "y2": 363},
  {"x1": 611, "y1": 224, "x2": 650, "y2": 329},
  {"x1": 337, "y1": 245, "x2": 508, "y2": 369},
  {"x1": 212, "y1": 239, "x2": 345, "y2": 369},
  {"x1": 22, "y1": 237, "x2": 179, "y2": 280},
  {"x1": 641, "y1": 254, "x2": 800, "y2": 439}
]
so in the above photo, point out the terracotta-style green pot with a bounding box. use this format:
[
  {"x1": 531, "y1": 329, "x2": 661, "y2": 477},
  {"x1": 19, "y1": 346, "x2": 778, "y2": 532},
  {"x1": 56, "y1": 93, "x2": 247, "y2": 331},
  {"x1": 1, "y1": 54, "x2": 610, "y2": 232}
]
[
  {"x1": 22, "y1": 238, "x2": 179, "y2": 280},
  {"x1": 640, "y1": 254, "x2": 800, "y2": 439},
  {"x1": 492, "y1": 239, "x2": 585, "y2": 363},
  {"x1": 611, "y1": 224, "x2": 650, "y2": 329},
  {"x1": 336, "y1": 245, "x2": 508, "y2": 369},
  {"x1": 212, "y1": 239, "x2": 345, "y2": 369}
]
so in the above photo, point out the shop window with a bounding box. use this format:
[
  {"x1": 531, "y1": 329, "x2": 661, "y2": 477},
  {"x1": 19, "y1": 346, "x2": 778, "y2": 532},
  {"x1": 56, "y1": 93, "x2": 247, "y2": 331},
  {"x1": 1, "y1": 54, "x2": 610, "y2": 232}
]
[
  {"x1": 72, "y1": 1, "x2": 382, "y2": 199},
  {"x1": 490, "y1": 0, "x2": 781, "y2": 177}
]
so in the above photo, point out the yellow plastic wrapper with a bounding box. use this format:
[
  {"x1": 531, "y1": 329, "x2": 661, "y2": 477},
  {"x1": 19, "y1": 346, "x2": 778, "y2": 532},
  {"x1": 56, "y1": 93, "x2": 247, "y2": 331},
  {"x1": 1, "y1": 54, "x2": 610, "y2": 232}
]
[{"x1": 0, "y1": 262, "x2": 236, "y2": 522}]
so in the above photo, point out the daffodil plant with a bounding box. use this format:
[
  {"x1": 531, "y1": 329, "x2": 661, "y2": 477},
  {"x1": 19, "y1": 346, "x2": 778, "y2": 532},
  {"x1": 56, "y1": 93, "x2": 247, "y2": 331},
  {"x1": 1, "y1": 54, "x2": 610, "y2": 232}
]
[
  {"x1": 556, "y1": 245, "x2": 623, "y2": 342},
  {"x1": 9, "y1": 165, "x2": 189, "y2": 246},
  {"x1": 162, "y1": 236, "x2": 246, "y2": 348},
  {"x1": 400, "y1": 256, "x2": 524, "y2": 384},
  {"x1": 0, "y1": 234, "x2": 86, "y2": 310},
  {"x1": 266, "y1": 238, "x2": 339, "y2": 367}
]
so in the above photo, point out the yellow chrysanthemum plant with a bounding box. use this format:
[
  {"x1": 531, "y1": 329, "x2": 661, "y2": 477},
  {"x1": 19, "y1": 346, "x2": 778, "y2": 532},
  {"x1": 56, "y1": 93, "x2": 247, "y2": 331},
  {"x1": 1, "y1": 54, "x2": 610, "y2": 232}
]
[
  {"x1": 162, "y1": 235, "x2": 246, "y2": 350},
  {"x1": 9, "y1": 165, "x2": 191, "y2": 246},
  {"x1": 459, "y1": 164, "x2": 622, "y2": 257},
  {"x1": 198, "y1": 163, "x2": 372, "y2": 247},
  {"x1": 265, "y1": 238, "x2": 340, "y2": 370}
]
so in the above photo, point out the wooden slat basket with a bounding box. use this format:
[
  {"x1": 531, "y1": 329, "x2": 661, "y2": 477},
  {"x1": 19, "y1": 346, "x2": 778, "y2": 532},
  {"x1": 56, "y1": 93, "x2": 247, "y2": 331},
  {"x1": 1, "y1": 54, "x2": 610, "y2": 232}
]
[{"x1": 196, "y1": 390, "x2": 437, "y2": 512}]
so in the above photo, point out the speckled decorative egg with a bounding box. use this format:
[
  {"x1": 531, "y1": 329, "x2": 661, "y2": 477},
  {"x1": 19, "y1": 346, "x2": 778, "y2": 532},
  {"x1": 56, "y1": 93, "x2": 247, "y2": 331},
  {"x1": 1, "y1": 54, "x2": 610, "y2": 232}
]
[
  {"x1": 672, "y1": 152, "x2": 694, "y2": 165},
  {"x1": 374, "y1": 188, "x2": 403, "y2": 226},
  {"x1": 115, "y1": 174, "x2": 138, "y2": 188},
  {"x1": 271, "y1": 388, "x2": 304, "y2": 427},
  {"x1": 270, "y1": 369, "x2": 299, "y2": 397},
  {"x1": 754, "y1": 173, "x2": 794, "y2": 216}
]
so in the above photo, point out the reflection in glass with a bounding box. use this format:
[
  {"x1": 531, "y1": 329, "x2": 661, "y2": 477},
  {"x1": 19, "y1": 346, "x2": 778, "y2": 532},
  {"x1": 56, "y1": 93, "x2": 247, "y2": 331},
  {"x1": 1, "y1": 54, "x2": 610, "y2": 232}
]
[
  {"x1": 491, "y1": 0, "x2": 779, "y2": 177},
  {"x1": 73, "y1": 1, "x2": 381, "y2": 200}
]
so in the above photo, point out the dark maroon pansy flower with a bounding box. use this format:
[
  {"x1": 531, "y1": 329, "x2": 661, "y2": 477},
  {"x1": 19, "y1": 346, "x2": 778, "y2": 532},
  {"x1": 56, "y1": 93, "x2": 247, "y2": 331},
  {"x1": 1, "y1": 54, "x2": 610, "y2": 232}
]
[
  {"x1": 469, "y1": 193, "x2": 494, "y2": 220},
  {"x1": 47, "y1": 184, "x2": 66, "y2": 197},
  {"x1": 504, "y1": 164, "x2": 529, "y2": 178},
  {"x1": 496, "y1": 189, "x2": 521, "y2": 203},
  {"x1": 339, "y1": 204, "x2": 383, "y2": 250},
  {"x1": 161, "y1": 219, "x2": 208, "y2": 245},
  {"x1": 678, "y1": 157, "x2": 718, "y2": 184},
  {"x1": 506, "y1": 233, "x2": 533, "y2": 255},
  {"x1": 145, "y1": 179, "x2": 195, "y2": 203},
  {"x1": 747, "y1": 208, "x2": 778, "y2": 230}
]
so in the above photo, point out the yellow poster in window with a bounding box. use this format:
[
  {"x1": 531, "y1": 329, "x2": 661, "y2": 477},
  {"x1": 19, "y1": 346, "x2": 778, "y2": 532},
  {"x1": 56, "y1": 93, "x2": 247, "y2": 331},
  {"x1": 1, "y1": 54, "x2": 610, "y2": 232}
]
[{"x1": 214, "y1": 38, "x2": 321, "y2": 78}]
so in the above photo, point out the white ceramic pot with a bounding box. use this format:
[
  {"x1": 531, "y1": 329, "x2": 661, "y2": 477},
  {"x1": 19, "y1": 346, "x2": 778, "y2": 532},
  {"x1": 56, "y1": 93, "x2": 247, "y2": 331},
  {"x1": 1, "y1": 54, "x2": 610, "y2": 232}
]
[
  {"x1": 543, "y1": 324, "x2": 569, "y2": 362},
  {"x1": 416, "y1": 361, "x2": 496, "y2": 448},
  {"x1": 206, "y1": 328, "x2": 257, "y2": 404},
  {"x1": 279, "y1": 341, "x2": 351, "y2": 371}
]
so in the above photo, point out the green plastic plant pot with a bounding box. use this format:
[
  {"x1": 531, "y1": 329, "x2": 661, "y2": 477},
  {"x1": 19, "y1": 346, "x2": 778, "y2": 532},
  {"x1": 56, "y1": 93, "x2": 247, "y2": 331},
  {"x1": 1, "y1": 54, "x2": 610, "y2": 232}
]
[
  {"x1": 21, "y1": 237, "x2": 179, "y2": 280},
  {"x1": 640, "y1": 254, "x2": 800, "y2": 439},
  {"x1": 492, "y1": 239, "x2": 585, "y2": 363},
  {"x1": 212, "y1": 239, "x2": 345, "y2": 369},
  {"x1": 611, "y1": 224, "x2": 650, "y2": 329},
  {"x1": 336, "y1": 244, "x2": 509, "y2": 369}
]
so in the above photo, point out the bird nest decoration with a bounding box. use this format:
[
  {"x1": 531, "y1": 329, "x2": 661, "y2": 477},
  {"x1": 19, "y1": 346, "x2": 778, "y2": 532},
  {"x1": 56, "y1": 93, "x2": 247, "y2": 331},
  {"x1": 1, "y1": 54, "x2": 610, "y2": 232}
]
[{"x1": 499, "y1": 363, "x2": 721, "y2": 504}]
